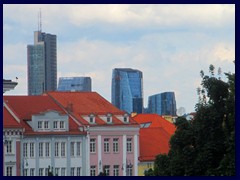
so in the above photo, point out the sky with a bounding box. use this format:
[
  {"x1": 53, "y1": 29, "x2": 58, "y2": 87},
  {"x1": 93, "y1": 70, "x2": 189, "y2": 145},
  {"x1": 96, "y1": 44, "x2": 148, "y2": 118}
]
[{"x1": 3, "y1": 4, "x2": 235, "y2": 113}]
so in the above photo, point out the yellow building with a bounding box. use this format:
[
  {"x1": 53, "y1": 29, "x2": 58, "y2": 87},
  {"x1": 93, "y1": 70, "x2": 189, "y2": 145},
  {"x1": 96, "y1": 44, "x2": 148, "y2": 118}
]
[{"x1": 138, "y1": 161, "x2": 154, "y2": 176}]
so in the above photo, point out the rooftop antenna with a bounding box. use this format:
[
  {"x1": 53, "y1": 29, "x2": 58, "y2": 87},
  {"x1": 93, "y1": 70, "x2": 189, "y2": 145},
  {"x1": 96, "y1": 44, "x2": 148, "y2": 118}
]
[{"x1": 38, "y1": 8, "x2": 42, "y2": 32}]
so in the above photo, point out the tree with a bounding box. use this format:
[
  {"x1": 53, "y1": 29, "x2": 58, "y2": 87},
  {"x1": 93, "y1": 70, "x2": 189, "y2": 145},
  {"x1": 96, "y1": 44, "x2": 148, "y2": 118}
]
[{"x1": 153, "y1": 64, "x2": 235, "y2": 176}]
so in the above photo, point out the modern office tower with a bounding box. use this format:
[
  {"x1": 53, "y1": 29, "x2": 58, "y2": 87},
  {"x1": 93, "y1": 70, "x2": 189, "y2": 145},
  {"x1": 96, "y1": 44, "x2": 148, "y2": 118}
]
[
  {"x1": 58, "y1": 77, "x2": 92, "y2": 92},
  {"x1": 27, "y1": 31, "x2": 57, "y2": 95},
  {"x1": 148, "y1": 92, "x2": 177, "y2": 116},
  {"x1": 112, "y1": 68, "x2": 143, "y2": 114}
]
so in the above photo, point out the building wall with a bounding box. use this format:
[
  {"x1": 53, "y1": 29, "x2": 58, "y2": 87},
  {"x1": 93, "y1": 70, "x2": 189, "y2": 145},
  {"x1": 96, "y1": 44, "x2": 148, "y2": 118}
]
[
  {"x1": 112, "y1": 68, "x2": 143, "y2": 114},
  {"x1": 89, "y1": 126, "x2": 139, "y2": 176},
  {"x1": 138, "y1": 161, "x2": 154, "y2": 176},
  {"x1": 27, "y1": 31, "x2": 57, "y2": 95},
  {"x1": 148, "y1": 92, "x2": 176, "y2": 116},
  {"x1": 3, "y1": 129, "x2": 22, "y2": 176},
  {"x1": 58, "y1": 77, "x2": 92, "y2": 92}
]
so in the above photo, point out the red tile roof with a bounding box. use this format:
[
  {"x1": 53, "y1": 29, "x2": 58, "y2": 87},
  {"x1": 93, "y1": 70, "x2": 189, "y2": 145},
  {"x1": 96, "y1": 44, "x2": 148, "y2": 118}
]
[
  {"x1": 138, "y1": 127, "x2": 171, "y2": 162},
  {"x1": 3, "y1": 107, "x2": 22, "y2": 128},
  {"x1": 133, "y1": 114, "x2": 176, "y2": 162},
  {"x1": 133, "y1": 114, "x2": 176, "y2": 134},
  {"x1": 47, "y1": 92, "x2": 138, "y2": 126},
  {"x1": 3, "y1": 95, "x2": 84, "y2": 135}
]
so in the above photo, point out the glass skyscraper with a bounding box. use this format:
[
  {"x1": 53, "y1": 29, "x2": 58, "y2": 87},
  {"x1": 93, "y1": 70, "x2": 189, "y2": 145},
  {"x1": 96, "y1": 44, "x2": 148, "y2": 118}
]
[
  {"x1": 58, "y1": 77, "x2": 92, "y2": 92},
  {"x1": 27, "y1": 31, "x2": 57, "y2": 95},
  {"x1": 111, "y1": 68, "x2": 143, "y2": 114},
  {"x1": 148, "y1": 92, "x2": 176, "y2": 116}
]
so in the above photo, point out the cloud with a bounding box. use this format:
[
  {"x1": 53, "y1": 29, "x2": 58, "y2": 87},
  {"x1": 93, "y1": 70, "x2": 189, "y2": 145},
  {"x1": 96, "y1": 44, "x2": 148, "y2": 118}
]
[{"x1": 3, "y1": 4, "x2": 235, "y2": 113}]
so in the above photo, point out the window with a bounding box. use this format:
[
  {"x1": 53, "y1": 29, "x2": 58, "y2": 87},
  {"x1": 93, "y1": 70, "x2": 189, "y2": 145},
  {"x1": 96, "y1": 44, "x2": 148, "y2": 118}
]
[
  {"x1": 126, "y1": 166, "x2": 133, "y2": 176},
  {"x1": 104, "y1": 138, "x2": 110, "y2": 153},
  {"x1": 61, "y1": 142, "x2": 66, "y2": 157},
  {"x1": 76, "y1": 142, "x2": 81, "y2": 156},
  {"x1": 23, "y1": 143, "x2": 28, "y2": 157},
  {"x1": 127, "y1": 138, "x2": 132, "y2": 152},
  {"x1": 23, "y1": 169, "x2": 28, "y2": 176},
  {"x1": 70, "y1": 167, "x2": 75, "y2": 176},
  {"x1": 30, "y1": 143, "x2": 34, "y2": 157},
  {"x1": 124, "y1": 114, "x2": 129, "y2": 123},
  {"x1": 107, "y1": 117, "x2": 111, "y2": 123},
  {"x1": 39, "y1": 142, "x2": 43, "y2": 157},
  {"x1": 113, "y1": 138, "x2": 119, "y2": 153},
  {"x1": 6, "y1": 140, "x2": 12, "y2": 154},
  {"x1": 53, "y1": 121, "x2": 58, "y2": 129},
  {"x1": 89, "y1": 114, "x2": 95, "y2": 123},
  {"x1": 113, "y1": 165, "x2": 119, "y2": 176},
  {"x1": 61, "y1": 168, "x2": 66, "y2": 176},
  {"x1": 89, "y1": 117, "x2": 94, "y2": 123},
  {"x1": 44, "y1": 121, "x2": 49, "y2": 129},
  {"x1": 90, "y1": 166, "x2": 96, "y2": 176},
  {"x1": 60, "y1": 121, "x2": 65, "y2": 129},
  {"x1": 104, "y1": 165, "x2": 110, "y2": 176},
  {"x1": 90, "y1": 139, "x2": 96, "y2": 153},
  {"x1": 39, "y1": 168, "x2": 44, "y2": 176},
  {"x1": 55, "y1": 142, "x2": 59, "y2": 157},
  {"x1": 45, "y1": 168, "x2": 48, "y2": 176},
  {"x1": 55, "y1": 168, "x2": 60, "y2": 176},
  {"x1": 30, "y1": 168, "x2": 35, "y2": 176},
  {"x1": 38, "y1": 121, "x2": 43, "y2": 129},
  {"x1": 6, "y1": 166, "x2": 13, "y2": 176},
  {"x1": 70, "y1": 142, "x2": 75, "y2": 156},
  {"x1": 77, "y1": 167, "x2": 81, "y2": 176},
  {"x1": 45, "y1": 143, "x2": 50, "y2": 157}
]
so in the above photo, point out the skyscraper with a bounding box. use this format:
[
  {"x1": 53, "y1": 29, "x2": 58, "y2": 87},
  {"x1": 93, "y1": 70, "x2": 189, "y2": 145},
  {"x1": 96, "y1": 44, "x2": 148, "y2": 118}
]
[
  {"x1": 112, "y1": 68, "x2": 143, "y2": 114},
  {"x1": 148, "y1": 92, "x2": 177, "y2": 116},
  {"x1": 27, "y1": 31, "x2": 57, "y2": 95},
  {"x1": 58, "y1": 77, "x2": 92, "y2": 92}
]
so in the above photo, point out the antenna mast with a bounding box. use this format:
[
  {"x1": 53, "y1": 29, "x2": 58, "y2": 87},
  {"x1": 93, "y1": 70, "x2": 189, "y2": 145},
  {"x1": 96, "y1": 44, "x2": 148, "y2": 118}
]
[{"x1": 38, "y1": 9, "x2": 42, "y2": 32}]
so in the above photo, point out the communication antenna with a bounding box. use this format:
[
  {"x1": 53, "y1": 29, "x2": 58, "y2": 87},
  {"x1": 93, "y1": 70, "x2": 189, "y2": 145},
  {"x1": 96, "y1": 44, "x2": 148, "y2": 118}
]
[
  {"x1": 38, "y1": 9, "x2": 42, "y2": 32},
  {"x1": 176, "y1": 107, "x2": 186, "y2": 117}
]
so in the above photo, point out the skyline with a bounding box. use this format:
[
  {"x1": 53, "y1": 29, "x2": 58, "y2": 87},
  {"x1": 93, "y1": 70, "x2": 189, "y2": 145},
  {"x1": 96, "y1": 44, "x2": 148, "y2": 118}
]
[{"x1": 3, "y1": 4, "x2": 235, "y2": 113}]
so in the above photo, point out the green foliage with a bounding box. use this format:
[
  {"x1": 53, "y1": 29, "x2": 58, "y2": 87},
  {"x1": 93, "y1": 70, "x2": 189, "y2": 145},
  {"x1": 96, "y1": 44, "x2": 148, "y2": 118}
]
[
  {"x1": 144, "y1": 168, "x2": 154, "y2": 176},
  {"x1": 153, "y1": 64, "x2": 235, "y2": 176}
]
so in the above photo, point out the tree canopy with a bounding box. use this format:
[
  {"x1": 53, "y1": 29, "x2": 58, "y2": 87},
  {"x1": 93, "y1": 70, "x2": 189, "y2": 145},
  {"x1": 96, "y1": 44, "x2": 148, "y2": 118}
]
[{"x1": 152, "y1": 64, "x2": 235, "y2": 176}]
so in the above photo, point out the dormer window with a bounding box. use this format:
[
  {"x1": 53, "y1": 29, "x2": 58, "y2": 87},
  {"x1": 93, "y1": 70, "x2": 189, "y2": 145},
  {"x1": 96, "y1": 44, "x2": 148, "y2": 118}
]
[
  {"x1": 106, "y1": 114, "x2": 112, "y2": 123},
  {"x1": 44, "y1": 121, "x2": 49, "y2": 129},
  {"x1": 89, "y1": 114, "x2": 95, "y2": 124},
  {"x1": 53, "y1": 121, "x2": 58, "y2": 129},
  {"x1": 38, "y1": 121, "x2": 43, "y2": 129},
  {"x1": 123, "y1": 114, "x2": 129, "y2": 123},
  {"x1": 60, "y1": 121, "x2": 65, "y2": 129}
]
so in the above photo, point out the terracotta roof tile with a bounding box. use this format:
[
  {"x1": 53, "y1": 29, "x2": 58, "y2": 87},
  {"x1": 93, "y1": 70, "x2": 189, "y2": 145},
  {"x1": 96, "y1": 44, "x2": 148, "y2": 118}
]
[
  {"x1": 139, "y1": 127, "x2": 172, "y2": 162},
  {"x1": 47, "y1": 92, "x2": 138, "y2": 126},
  {"x1": 3, "y1": 107, "x2": 22, "y2": 128},
  {"x1": 133, "y1": 114, "x2": 176, "y2": 134}
]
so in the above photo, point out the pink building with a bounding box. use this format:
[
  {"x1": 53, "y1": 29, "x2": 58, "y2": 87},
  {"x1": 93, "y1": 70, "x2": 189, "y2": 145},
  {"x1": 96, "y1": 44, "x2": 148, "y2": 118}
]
[{"x1": 47, "y1": 92, "x2": 140, "y2": 176}]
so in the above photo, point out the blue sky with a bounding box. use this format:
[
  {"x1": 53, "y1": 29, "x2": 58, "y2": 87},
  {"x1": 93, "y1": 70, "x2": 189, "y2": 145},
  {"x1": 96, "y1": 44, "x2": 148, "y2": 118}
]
[{"x1": 3, "y1": 4, "x2": 235, "y2": 113}]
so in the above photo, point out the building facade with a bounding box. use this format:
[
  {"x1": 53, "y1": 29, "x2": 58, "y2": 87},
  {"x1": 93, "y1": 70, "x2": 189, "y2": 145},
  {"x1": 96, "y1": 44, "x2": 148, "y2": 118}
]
[
  {"x1": 3, "y1": 96, "x2": 88, "y2": 176},
  {"x1": 132, "y1": 114, "x2": 176, "y2": 176},
  {"x1": 148, "y1": 92, "x2": 177, "y2": 116},
  {"x1": 47, "y1": 92, "x2": 140, "y2": 176},
  {"x1": 111, "y1": 68, "x2": 143, "y2": 114},
  {"x1": 58, "y1": 77, "x2": 91, "y2": 92},
  {"x1": 27, "y1": 31, "x2": 57, "y2": 95},
  {"x1": 3, "y1": 79, "x2": 18, "y2": 93}
]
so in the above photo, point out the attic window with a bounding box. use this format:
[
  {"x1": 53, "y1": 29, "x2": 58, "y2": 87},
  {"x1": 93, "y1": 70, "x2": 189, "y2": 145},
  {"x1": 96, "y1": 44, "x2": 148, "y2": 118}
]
[
  {"x1": 106, "y1": 114, "x2": 112, "y2": 123},
  {"x1": 123, "y1": 114, "x2": 129, "y2": 123},
  {"x1": 89, "y1": 114, "x2": 95, "y2": 124}
]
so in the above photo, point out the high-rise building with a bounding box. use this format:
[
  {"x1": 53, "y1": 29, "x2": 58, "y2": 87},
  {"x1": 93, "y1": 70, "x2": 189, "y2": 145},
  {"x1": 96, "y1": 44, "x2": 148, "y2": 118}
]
[
  {"x1": 111, "y1": 68, "x2": 143, "y2": 114},
  {"x1": 148, "y1": 92, "x2": 176, "y2": 116},
  {"x1": 57, "y1": 77, "x2": 92, "y2": 92},
  {"x1": 27, "y1": 31, "x2": 57, "y2": 95}
]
